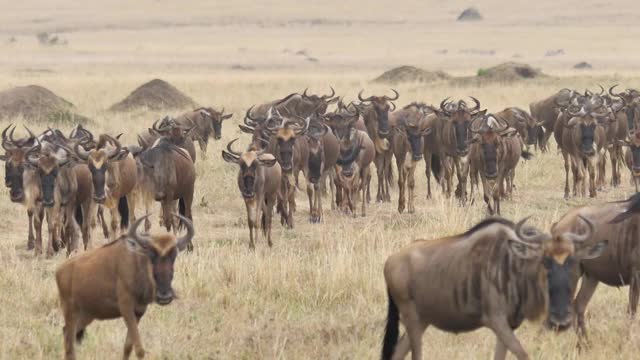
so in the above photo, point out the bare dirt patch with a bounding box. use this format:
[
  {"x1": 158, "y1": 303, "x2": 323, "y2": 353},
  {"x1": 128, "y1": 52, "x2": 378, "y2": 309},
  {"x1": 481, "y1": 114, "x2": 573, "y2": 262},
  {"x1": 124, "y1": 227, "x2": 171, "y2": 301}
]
[
  {"x1": 109, "y1": 79, "x2": 198, "y2": 112},
  {"x1": 0, "y1": 85, "x2": 89, "y2": 124},
  {"x1": 372, "y1": 65, "x2": 451, "y2": 84}
]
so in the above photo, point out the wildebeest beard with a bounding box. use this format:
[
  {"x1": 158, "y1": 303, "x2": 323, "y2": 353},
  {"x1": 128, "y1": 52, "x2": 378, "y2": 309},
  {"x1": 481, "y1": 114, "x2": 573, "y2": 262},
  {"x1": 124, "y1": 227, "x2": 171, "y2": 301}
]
[
  {"x1": 308, "y1": 150, "x2": 323, "y2": 184},
  {"x1": 481, "y1": 143, "x2": 498, "y2": 179},
  {"x1": 454, "y1": 120, "x2": 470, "y2": 154},
  {"x1": 241, "y1": 174, "x2": 256, "y2": 198},
  {"x1": 627, "y1": 106, "x2": 636, "y2": 131},
  {"x1": 5, "y1": 161, "x2": 25, "y2": 202},
  {"x1": 579, "y1": 123, "x2": 596, "y2": 155},
  {"x1": 543, "y1": 256, "x2": 575, "y2": 330},
  {"x1": 40, "y1": 169, "x2": 58, "y2": 207},
  {"x1": 89, "y1": 163, "x2": 107, "y2": 203},
  {"x1": 407, "y1": 134, "x2": 423, "y2": 161},
  {"x1": 526, "y1": 126, "x2": 539, "y2": 145},
  {"x1": 375, "y1": 108, "x2": 390, "y2": 136}
]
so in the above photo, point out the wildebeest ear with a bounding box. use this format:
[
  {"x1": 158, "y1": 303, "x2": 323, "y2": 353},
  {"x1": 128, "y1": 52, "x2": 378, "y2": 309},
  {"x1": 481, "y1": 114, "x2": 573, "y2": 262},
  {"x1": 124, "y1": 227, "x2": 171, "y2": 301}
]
[
  {"x1": 508, "y1": 239, "x2": 542, "y2": 259},
  {"x1": 221, "y1": 150, "x2": 239, "y2": 164},
  {"x1": 575, "y1": 240, "x2": 608, "y2": 260},
  {"x1": 258, "y1": 154, "x2": 277, "y2": 167},
  {"x1": 422, "y1": 127, "x2": 433, "y2": 136},
  {"x1": 474, "y1": 109, "x2": 488, "y2": 117},
  {"x1": 221, "y1": 113, "x2": 233, "y2": 121},
  {"x1": 566, "y1": 117, "x2": 579, "y2": 128},
  {"x1": 114, "y1": 149, "x2": 130, "y2": 161},
  {"x1": 326, "y1": 97, "x2": 339, "y2": 105}
]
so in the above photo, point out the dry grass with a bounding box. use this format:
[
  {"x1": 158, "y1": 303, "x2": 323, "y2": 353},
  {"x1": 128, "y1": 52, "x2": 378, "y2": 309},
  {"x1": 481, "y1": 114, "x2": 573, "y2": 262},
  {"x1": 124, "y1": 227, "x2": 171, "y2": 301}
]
[{"x1": 2, "y1": 1, "x2": 640, "y2": 359}]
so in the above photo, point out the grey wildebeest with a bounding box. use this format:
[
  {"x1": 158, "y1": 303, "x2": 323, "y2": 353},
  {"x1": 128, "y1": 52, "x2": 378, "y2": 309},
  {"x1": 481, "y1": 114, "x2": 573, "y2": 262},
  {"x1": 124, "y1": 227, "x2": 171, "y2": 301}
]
[
  {"x1": 494, "y1": 107, "x2": 539, "y2": 151},
  {"x1": 358, "y1": 89, "x2": 398, "y2": 203},
  {"x1": 72, "y1": 133, "x2": 137, "y2": 239},
  {"x1": 136, "y1": 138, "x2": 196, "y2": 250},
  {"x1": 623, "y1": 131, "x2": 640, "y2": 191},
  {"x1": 174, "y1": 107, "x2": 233, "y2": 157},
  {"x1": 26, "y1": 140, "x2": 94, "y2": 256},
  {"x1": 55, "y1": 214, "x2": 193, "y2": 360},
  {"x1": 263, "y1": 113, "x2": 310, "y2": 228},
  {"x1": 333, "y1": 127, "x2": 375, "y2": 216},
  {"x1": 469, "y1": 115, "x2": 533, "y2": 215},
  {"x1": 137, "y1": 117, "x2": 197, "y2": 163},
  {"x1": 305, "y1": 117, "x2": 338, "y2": 223},
  {"x1": 382, "y1": 216, "x2": 607, "y2": 360},
  {"x1": 222, "y1": 139, "x2": 282, "y2": 248},
  {"x1": 251, "y1": 88, "x2": 338, "y2": 119},
  {"x1": 608, "y1": 85, "x2": 640, "y2": 131},
  {"x1": 550, "y1": 194, "x2": 640, "y2": 343},
  {"x1": 529, "y1": 88, "x2": 580, "y2": 152},
  {"x1": 0, "y1": 125, "x2": 41, "y2": 250},
  {"x1": 438, "y1": 97, "x2": 484, "y2": 202},
  {"x1": 390, "y1": 104, "x2": 433, "y2": 214}
]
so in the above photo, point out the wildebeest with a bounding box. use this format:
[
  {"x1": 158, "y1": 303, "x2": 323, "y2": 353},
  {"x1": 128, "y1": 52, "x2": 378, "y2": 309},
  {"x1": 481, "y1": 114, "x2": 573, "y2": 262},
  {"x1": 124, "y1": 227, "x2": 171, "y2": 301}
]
[
  {"x1": 334, "y1": 128, "x2": 375, "y2": 216},
  {"x1": 305, "y1": 117, "x2": 338, "y2": 222},
  {"x1": 609, "y1": 85, "x2": 640, "y2": 131},
  {"x1": 390, "y1": 104, "x2": 433, "y2": 214},
  {"x1": 438, "y1": 97, "x2": 484, "y2": 201},
  {"x1": 550, "y1": 194, "x2": 640, "y2": 343},
  {"x1": 529, "y1": 88, "x2": 579, "y2": 151},
  {"x1": 382, "y1": 216, "x2": 607, "y2": 360},
  {"x1": 136, "y1": 138, "x2": 196, "y2": 250},
  {"x1": 469, "y1": 115, "x2": 533, "y2": 215},
  {"x1": 623, "y1": 131, "x2": 640, "y2": 191},
  {"x1": 494, "y1": 107, "x2": 539, "y2": 150},
  {"x1": 72, "y1": 133, "x2": 137, "y2": 239},
  {"x1": 137, "y1": 117, "x2": 197, "y2": 163},
  {"x1": 174, "y1": 107, "x2": 233, "y2": 156},
  {"x1": 222, "y1": 139, "x2": 282, "y2": 248},
  {"x1": 0, "y1": 124, "x2": 41, "y2": 250},
  {"x1": 251, "y1": 88, "x2": 338, "y2": 119},
  {"x1": 358, "y1": 89, "x2": 398, "y2": 203},
  {"x1": 26, "y1": 140, "x2": 94, "y2": 256},
  {"x1": 55, "y1": 214, "x2": 193, "y2": 360}
]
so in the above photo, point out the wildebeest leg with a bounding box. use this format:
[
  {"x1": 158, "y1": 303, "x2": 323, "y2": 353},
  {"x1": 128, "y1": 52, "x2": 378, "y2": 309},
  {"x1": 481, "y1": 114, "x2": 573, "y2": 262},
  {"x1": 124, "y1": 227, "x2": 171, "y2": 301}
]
[
  {"x1": 61, "y1": 301, "x2": 76, "y2": 360},
  {"x1": 264, "y1": 195, "x2": 275, "y2": 247},
  {"x1": 540, "y1": 126, "x2": 553, "y2": 153},
  {"x1": 407, "y1": 164, "x2": 417, "y2": 214},
  {"x1": 97, "y1": 206, "x2": 110, "y2": 239},
  {"x1": 384, "y1": 151, "x2": 393, "y2": 202},
  {"x1": 487, "y1": 317, "x2": 529, "y2": 360},
  {"x1": 81, "y1": 202, "x2": 93, "y2": 250},
  {"x1": 400, "y1": 305, "x2": 426, "y2": 360},
  {"x1": 66, "y1": 208, "x2": 82, "y2": 256},
  {"x1": 597, "y1": 149, "x2": 606, "y2": 191},
  {"x1": 27, "y1": 209, "x2": 35, "y2": 250},
  {"x1": 44, "y1": 208, "x2": 57, "y2": 257},
  {"x1": 494, "y1": 339, "x2": 508, "y2": 360},
  {"x1": 33, "y1": 208, "x2": 44, "y2": 256},
  {"x1": 482, "y1": 177, "x2": 494, "y2": 215},
  {"x1": 570, "y1": 157, "x2": 579, "y2": 197},
  {"x1": 562, "y1": 151, "x2": 570, "y2": 199},
  {"x1": 610, "y1": 145, "x2": 619, "y2": 187},
  {"x1": 306, "y1": 182, "x2": 314, "y2": 223},
  {"x1": 397, "y1": 158, "x2": 406, "y2": 214},
  {"x1": 315, "y1": 183, "x2": 323, "y2": 223},
  {"x1": 423, "y1": 150, "x2": 433, "y2": 199},
  {"x1": 588, "y1": 157, "x2": 597, "y2": 197},
  {"x1": 119, "y1": 298, "x2": 145, "y2": 359},
  {"x1": 109, "y1": 205, "x2": 119, "y2": 240},
  {"x1": 629, "y1": 269, "x2": 640, "y2": 317},
  {"x1": 574, "y1": 275, "x2": 598, "y2": 347},
  {"x1": 375, "y1": 153, "x2": 385, "y2": 203},
  {"x1": 328, "y1": 170, "x2": 336, "y2": 211},
  {"x1": 287, "y1": 181, "x2": 295, "y2": 229}
]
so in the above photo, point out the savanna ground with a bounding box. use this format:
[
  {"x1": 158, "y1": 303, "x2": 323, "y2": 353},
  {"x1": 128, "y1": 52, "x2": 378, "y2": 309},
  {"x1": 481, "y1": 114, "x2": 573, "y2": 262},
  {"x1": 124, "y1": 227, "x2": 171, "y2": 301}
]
[{"x1": 2, "y1": 1, "x2": 640, "y2": 359}]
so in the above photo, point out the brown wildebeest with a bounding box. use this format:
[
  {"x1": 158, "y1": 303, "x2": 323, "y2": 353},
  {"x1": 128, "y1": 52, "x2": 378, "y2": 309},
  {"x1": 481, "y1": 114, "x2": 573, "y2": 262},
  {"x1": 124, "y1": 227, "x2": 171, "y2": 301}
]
[
  {"x1": 222, "y1": 139, "x2": 282, "y2": 248},
  {"x1": 0, "y1": 124, "x2": 42, "y2": 250},
  {"x1": 174, "y1": 107, "x2": 233, "y2": 157},
  {"x1": 334, "y1": 128, "x2": 374, "y2": 216},
  {"x1": 438, "y1": 97, "x2": 484, "y2": 202},
  {"x1": 555, "y1": 96, "x2": 608, "y2": 198},
  {"x1": 551, "y1": 194, "x2": 640, "y2": 344},
  {"x1": 468, "y1": 115, "x2": 533, "y2": 215},
  {"x1": 55, "y1": 214, "x2": 193, "y2": 360},
  {"x1": 137, "y1": 117, "x2": 197, "y2": 162},
  {"x1": 382, "y1": 216, "x2": 607, "y2": 360},
  {"x1": 623, "y1": 131, "x2": 640, "y2": 191},
  {"x1": 494, "y1": 107, "x2": 540, "y2": 150},
  {"x1": 305, "y1": 117, "x2": 338, "y2": 223},
  {"x1": 26, "y1": 141, "x2": 94, "y2": 256},
  {"x1": 609, "y1": 84, "x2": 640, "y2": 131},
  {"x1": 529, "y1": 88, "x2": 580, "y2": 152},
  {"x1": 72, "y1": 134, "x2": 137, "y2": 239},
  {"x1": 252, "y1": 88, "x2": 338, "y2": 119},
  {"x1": 136, "y1": 138, "x2": 196, "y2": 250},
  {"x1": 263, "y1": 113, "x2": 310, "y2": 229},
  {"x1": 357, "y1": 89, "x2": 398, "y2": 203},
  {"x1": 391, "y1": 105, "x2": 432, "y2": 214}
]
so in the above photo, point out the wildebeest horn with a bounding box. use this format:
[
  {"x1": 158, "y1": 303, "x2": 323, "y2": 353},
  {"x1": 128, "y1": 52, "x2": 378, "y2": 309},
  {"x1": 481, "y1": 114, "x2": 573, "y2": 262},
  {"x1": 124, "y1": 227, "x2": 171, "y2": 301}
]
[
  {"x1": 609, "y1": 84, "x2": 623, "y2": 98},
  {"x1": 597, "y1": 84, "x2": 605, "y2": 95},
  {"x1": 469, "y1": 96, "x2": 481, "y2": 113},
  {"x1": 321, "y1": 86, "x2": 336, "y2": 100},
  {"x1": 174, "y1": 213, "x2": 194, "y2": 251},
  {"x1": 128, "y1": 215, "x2": 152, "y2": 248},
  {"x1": 238, "y1": 124, "x2": 255, "y2": 134},
  {"x1": 73, "y1": 141, "x2": 91, "y2": 161},
  {"x1": 302, "y1": 88, "x2": 309, "y2": 98},
  {"x1": 384, "y1": 89, "x2": 400, "y2": 101},
  {"x1": 563, "y1": 215, "x2": 594, "y2": 243},
  {"x1": 584, "y1": 89, "x2": 593, "y2": 96},
  {"x1": 439, "y1": 97, "x2": 451, "y2": 113},
  {"x1": 514, "y1": 216, "x2": 547, "y2": 244},
  {"x1": 244, "y1": 105, "x2": 260, "y2": 126},
  {"x1": 337, "y1": 144, "x2": 362, "y2": 166},
  {"x1": 1, "y1": 124, "x2": 16, "y2": 150},
  {"x1": 226, "y1": 138, "x2": 242, "y2": 157},
  {"x1": 389, "y1": 102, "x2": 396, "y2": 112},
  {"x1": 103, "y1": 134, "x2": 123, "y2": 159},
  {"x1": 358, "y1": 90, "x2": 374, "y2": 102},
  {"x1": 469, "y1": 116, "x2": 484, "y2": 133},
  {"x1": 25, "y1": 140, "x2": 42, "y2": 166}
]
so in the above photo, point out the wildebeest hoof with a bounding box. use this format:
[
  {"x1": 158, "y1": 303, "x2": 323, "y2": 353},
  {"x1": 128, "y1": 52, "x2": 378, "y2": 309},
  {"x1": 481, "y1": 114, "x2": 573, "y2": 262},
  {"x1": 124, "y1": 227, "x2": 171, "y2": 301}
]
[
  {"x1": 398, "y1": 205, "x2": 405, "y2": 214},
  {"x1": 27, "y1": 238, "x2": 35, "y2": 250},
  {"x1": 135, "y1": 347, "x2": 145, "y2": 358}
]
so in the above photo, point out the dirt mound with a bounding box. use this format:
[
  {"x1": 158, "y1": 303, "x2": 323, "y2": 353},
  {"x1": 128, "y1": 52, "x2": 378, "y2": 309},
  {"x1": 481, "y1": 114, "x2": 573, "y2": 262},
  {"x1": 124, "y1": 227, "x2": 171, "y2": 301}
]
[
  {"x1": 0, "y1": 85, "x2": 89, "y2": 124},
  {"x1": 573, "y1": 62, "x2": 593, "y2": 70},
  {"x1": 373, "y1": 66, "x2": 451, "y2": 84},
  {"x1": 476, "y1": 62, "x2": 545, "y2": 81},
  {"x1": 109, "y1": 79, "x2": 198, "y2": 112},
  {"x1": 457, "y1": 7, "x2": 483, "y2": 22}
]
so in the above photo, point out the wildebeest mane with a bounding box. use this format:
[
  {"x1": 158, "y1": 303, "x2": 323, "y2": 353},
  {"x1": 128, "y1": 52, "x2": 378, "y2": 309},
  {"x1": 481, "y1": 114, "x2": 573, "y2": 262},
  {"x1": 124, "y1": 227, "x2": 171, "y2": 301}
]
[
  {"x1": 610, "y1": 192, "x2": 640, "y2": 223},
  {"x1": 463, "y1": 217, "x2": 514, "y2": 237}
]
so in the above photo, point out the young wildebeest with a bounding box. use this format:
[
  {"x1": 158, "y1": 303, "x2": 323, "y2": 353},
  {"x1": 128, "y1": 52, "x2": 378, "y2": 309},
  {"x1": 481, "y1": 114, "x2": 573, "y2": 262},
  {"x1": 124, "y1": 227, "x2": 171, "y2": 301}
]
[
  {"x1": 391, "y1": 105, "x2": 432, "y2": 214},
  {"x1": 334, "y1": 129, "x2": 374, "y2": 217},
  {"x1": 623, "y1": 131, "x2": 640, "y2": 191},
  {"x1": 55, "y1": 214, "x2": 193, "y2": 360},
  {"x1": 72, "y1": 134, "x2": 137, "y2": 239},
  {"x1": 552, "y1": 194, "x2": 640, "y2": 344},
  {"x1": 358, "y1": 89, "x2": 398, "y2": 203},
  {"x1": 222, "y1": 139, "x2": 281, "y2": 248},
  {"x1": 469, "y1": 115, "x2": 533, "y2": 215},
  {"x1": 26, "y1": 141, "x2": 94, "y2": 256},
  {"x1": 305, "y1": 117, "x2": 338, "y2": 223},
  {"x1": 136, "y1": 138, "x2": 195, "y2": 250},
  {"x1": 174, "y1": 107, "x2": 233, "y2": 157},
  {"x1": 529, "y1": 88, "x2": 580, "y2": 152},
  {"x1": 494, "y1": 107, "x2": 540, "y2": 151},
  {"x1": 0, "y1": 124, "x2": 41, "y2": 250},
  {"x1": 382, "y1": 216, "x2": 607, "y2": 360}
]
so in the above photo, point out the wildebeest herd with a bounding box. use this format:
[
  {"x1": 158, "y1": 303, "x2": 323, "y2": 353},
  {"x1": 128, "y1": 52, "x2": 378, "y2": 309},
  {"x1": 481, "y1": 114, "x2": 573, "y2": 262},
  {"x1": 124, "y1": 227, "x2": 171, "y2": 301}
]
[{"x1": 3, "y1": 85, "x2": 640, "y2": 359}]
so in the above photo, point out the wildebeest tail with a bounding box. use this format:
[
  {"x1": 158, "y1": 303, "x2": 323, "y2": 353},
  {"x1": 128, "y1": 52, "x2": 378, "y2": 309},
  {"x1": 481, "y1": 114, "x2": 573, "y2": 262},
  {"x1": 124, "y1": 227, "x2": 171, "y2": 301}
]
[
  {"x1": 261, "y1": 211, "x2": 267, "y2": 237},
  {"x1": 610, "y1": 193, "x2": 640, "y2": 223},
  {"x1": 76, "y1": 328, "x2": 86, "y2": 344},
  {"x1": 118, "y1": 196, "x2": 129, "y2": 229},
  {"x1": 386, "y1": 161, "x2": 394, "y2": 188},
  {"x1": 381, "y1": 288, "x2": 400, "y2": 360},
  {"x1": 178, "y1": 197, "x2": 186, "y2": 230},
  {"x1": 74, "y1": 205, "x2": 83, "y2": 226},
  {"x1": 431, "y1": 153, "x2": 442, "y2": 183}
]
